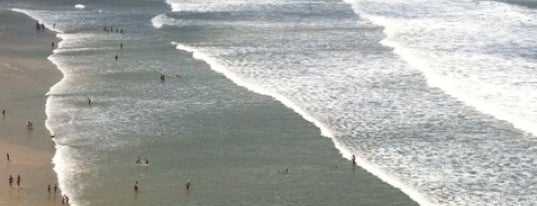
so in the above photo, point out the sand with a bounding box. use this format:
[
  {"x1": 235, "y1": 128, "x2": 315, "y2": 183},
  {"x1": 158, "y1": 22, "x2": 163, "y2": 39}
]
[{"x1": 0, "y1": 9, "x2": 63, "y2": 205}]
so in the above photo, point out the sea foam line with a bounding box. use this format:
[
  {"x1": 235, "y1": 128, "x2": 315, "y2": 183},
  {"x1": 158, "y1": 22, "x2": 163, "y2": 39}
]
[
  {"x1": 11, "y1": 7, "x2": 77, "y2": 206},
  {"x1": 172, "y1": 41, "x2": 430, "y2": 206}
]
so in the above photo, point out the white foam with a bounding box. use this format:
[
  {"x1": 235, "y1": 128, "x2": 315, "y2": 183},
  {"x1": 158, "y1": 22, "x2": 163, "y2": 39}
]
[
  {"x1": 151, "y1": 13, "x2": 168, "y2": 29},
  {"x1": 173, "y1": 42, "x2": 432, "y2": 205},
  {"x1": 75, "y1": 4, "x2": 85, "y2": 9},
  {"x1": 343, "y1": 0, "x2": 537, "y2": 136},
  {"x1": 12, "y1": 7, "x2": 78, "y2": 204}
]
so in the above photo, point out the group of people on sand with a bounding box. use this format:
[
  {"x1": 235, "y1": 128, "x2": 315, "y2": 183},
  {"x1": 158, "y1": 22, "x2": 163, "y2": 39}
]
[{"x1": 8, "y1": 174, "x2": 21, "y2": 187}]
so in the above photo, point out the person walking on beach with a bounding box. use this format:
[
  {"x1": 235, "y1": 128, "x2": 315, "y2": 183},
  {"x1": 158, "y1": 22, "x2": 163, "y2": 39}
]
[
  {"x1": 134, "y1": 181, "x2": 139, "y2": 193},
  {"x1": 48, "y1": 184, "x2": 51, "y2": 193},
  {"x1": 2, "y1": 109, "x2": 5, "y2": 118},
  {"x1": 186, "y1": 179, "x2": 191, "y2": 190},
  {"x1": 6, "y1": 153, "x2": 9, "y2": 161},
  {"x1": 144, "y1": 157, "x2": 149, "y2": 165},
  {"x1": 54, "y1": 183, "x2": 58, "y2": 193},
  {"x1": 16, "y1": 175, "x2": 21, "y2": 187},
  {"x1": 8, "y1": 175, "x2": 13, "y2": 187},
  {"x1": 115, "y1": 54, "x2": 118, "y2": 61}
]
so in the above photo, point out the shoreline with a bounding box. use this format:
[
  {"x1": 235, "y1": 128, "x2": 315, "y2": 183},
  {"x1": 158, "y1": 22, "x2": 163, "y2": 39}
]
[{"x1": 0, "y1": 9, "x2": 62, "y2": 205}]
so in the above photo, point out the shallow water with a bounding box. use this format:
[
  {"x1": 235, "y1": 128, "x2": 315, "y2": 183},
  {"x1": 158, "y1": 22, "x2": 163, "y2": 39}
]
[{"x1": 3, "y1": 0, "x2": 537, "y2": 205}]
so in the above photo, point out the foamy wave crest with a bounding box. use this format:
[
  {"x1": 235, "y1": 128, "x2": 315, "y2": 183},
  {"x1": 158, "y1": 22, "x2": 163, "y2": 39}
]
[
  {"x1": 344, "y1": 0, "x2": 537, "y2": 136},
  {"x1": 151, "y1": 13, "x2": 168, "y2": 29},
  {"x1": 172, "y1": 41, "x2": 431, "y2": 205},
  {"x1": 172, "y1": 41, "x2": 335, "y2": 139},
  {"x1": 74, "y1": 4, "x2": 86, "y2": 9}
]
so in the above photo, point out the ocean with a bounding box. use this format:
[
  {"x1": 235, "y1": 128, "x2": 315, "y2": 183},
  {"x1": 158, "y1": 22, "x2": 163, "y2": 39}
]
[{"x1": 2, "y1": 0, "x2": 537, "y2": 205}]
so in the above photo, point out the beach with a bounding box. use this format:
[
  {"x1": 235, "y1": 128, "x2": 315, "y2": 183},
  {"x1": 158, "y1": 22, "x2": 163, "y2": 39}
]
[
  {"x1": 0, "y1": 4, "x2": 422, "y2": 205},
  {"x1": 0, "y1": 9, "x2": 61, "y2": 205},
  {"x1": 4, "y1": 0, "x2": 536, "y2": 205}
]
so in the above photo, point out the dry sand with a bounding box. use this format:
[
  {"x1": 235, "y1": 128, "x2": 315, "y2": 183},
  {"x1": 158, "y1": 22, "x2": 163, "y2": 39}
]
[{"x1": 0, "y1": 9, "x2": 63, "y2": 205}]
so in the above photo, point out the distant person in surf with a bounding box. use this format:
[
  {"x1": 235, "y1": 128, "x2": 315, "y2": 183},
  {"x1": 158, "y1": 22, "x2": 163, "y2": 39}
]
[
  {"x1": 160, "y1": 74, "x2": 165, "y2": 83},
  {"x1": 26, "y1": 120, "x2": 33, "y2": 130},
  {"x1": 120, "y1": 43, "x2": 123, "y2": 49},
  {"x1": 88, "y1": 97, "x2": 92, "y2": 105},
  {"x1": 115, "y1": 54, "x2": 118, "y2": 61},
  {"x1": 134, "y1": 181, "x2": 139, "y2": 193},
  {"x1": 2, "y1": 109, "x2": 5, "y2": 118},
  {"x1": 136, "y1": 157, "x2": 141, "y2": 165},
  {"x1": 351, "y1": 154, "x2": 356, "y2": 165},
  {"x1": 144, "y1": 157, "x2": 149, "y2": 165},
  {"x1": 6, "y1": 153, "x2": 9, "y2": 161},
  {"x1": 16, "y1": 175, "x2": 21, "y2": 187},
  {"x1": 51, "y1": 41, "x2": 55, "y2": 48},
  {"x1": 186, "y1": 179, "x2": 191, "y2": 190}
]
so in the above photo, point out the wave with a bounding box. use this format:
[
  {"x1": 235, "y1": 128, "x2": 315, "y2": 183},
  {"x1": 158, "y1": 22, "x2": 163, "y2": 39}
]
[
  {"x1": 171, "y1": 41, "x2": 431, "y2": 205},
  {"x1": 343, "y1": 0, "x2": 537, "y2": 136}
]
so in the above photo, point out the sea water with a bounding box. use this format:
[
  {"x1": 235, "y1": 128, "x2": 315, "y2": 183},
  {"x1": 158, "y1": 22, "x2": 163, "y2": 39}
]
[{"x1": 3, "y1": 0, "x2": 537, "y2": 205}]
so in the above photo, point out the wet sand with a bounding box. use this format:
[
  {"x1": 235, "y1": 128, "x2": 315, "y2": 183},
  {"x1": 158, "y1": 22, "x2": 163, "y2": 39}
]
[{"x1": 0, "y1": 9, "x2": 62, "y2": 205}]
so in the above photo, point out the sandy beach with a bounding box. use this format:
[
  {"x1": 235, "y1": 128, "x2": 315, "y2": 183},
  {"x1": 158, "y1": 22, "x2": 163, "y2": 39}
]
[{"x1": 0, "y1": 9, "x2": 62, "y2": 205}]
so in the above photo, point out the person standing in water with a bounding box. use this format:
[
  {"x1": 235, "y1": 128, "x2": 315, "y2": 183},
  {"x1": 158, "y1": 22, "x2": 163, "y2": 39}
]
[{"x1": 186, "y1": 179, "x2": 191, "y2": 190}]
